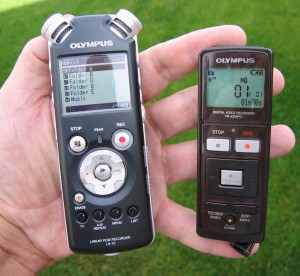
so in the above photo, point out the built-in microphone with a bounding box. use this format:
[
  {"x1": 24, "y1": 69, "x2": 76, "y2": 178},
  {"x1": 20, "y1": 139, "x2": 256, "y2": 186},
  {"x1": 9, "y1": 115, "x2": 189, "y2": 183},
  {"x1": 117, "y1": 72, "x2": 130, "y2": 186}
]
[
  {"x1": 108, "y1": 9, "x2": 142, "y2": 39},
  {"x1": 41, "y1": 13, "x2": 73, "y2": 44}
]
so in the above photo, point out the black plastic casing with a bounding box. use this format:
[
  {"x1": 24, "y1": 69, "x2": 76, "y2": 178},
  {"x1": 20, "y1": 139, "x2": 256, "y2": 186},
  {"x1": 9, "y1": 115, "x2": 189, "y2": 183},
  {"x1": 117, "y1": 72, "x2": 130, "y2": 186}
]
[
  {"x1": 197, "y1": 47, "x2": 273, "y2": 243},
  {"x1": 48, "y1": 15, "x2": 154, "y2": 253}
]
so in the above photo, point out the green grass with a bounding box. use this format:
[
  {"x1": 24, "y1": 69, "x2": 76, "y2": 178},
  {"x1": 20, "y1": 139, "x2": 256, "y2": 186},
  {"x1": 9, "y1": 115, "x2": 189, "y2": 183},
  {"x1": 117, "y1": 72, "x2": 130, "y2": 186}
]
[{"x1": 1, "y1": 0, "x2": 299, "y2": 275}]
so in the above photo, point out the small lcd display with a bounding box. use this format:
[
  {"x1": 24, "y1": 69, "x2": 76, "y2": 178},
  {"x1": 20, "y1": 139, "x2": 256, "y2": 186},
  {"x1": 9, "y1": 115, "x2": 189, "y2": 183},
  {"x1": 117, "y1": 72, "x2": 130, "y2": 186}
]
[
  {"x1": 206, "y1": 68, "x2": 265, "y2": 108},
  {"x1": 59, "y1": 53, "x2": 131, "y2": 115}
]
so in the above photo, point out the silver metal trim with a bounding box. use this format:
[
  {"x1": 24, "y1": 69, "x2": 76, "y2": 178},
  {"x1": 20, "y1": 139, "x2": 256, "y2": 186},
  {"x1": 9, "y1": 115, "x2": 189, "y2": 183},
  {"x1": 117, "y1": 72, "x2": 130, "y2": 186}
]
[
  {"x1": 41, "y1": 13, "x2": 73, "y2": 44},
  {"x1": 109, "y1": 9, "x2": 142, "y2": 39}
]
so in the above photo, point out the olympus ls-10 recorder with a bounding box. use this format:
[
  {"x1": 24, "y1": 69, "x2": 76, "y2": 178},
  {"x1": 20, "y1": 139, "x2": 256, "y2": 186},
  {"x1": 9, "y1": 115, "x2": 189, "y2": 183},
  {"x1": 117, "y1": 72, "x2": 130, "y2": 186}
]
[
  {"x1": 197, "y1": 47, "x2": 273, "y2": 256},
  {"x1": 41, "y1": 9, "x2": 154, "y2": 254}
]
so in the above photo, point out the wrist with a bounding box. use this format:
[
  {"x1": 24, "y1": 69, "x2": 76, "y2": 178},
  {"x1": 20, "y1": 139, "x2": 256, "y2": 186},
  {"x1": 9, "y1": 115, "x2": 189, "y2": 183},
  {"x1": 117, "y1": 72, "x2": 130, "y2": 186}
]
[{"x1": 0, "y1": 215, "x2": 54, "y2": 275}]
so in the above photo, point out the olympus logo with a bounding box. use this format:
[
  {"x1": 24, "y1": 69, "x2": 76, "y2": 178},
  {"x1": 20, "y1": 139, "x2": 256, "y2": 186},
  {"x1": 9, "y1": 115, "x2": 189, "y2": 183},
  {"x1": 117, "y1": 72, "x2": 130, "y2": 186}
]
[
  {"x1": 70, "y1": 40, "x2": 114, "y2": 49},
  {"x1": 216, "y1": 57, "x2": 255, "y2": 64}
]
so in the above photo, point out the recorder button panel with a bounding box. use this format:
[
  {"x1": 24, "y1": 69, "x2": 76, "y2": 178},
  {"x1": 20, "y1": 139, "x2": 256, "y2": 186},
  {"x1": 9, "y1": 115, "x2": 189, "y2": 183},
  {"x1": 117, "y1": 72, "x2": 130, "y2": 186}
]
[
  {"x1": 206, "y1": 138, "x2": 261, "y2": 154},
  {"x1": 79, "y1": 150, "x2": 126, "y2": 196}
]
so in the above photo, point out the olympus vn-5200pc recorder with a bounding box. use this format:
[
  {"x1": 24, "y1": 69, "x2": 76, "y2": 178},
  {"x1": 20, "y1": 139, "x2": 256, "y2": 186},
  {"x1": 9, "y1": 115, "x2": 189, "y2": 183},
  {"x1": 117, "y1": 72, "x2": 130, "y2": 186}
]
[
  {"x1": 41, "y1": 9, "x2": 154, "y2": 254},
  {"x1": 197, "y1": 47, "x2": 273, "y2": 257}
]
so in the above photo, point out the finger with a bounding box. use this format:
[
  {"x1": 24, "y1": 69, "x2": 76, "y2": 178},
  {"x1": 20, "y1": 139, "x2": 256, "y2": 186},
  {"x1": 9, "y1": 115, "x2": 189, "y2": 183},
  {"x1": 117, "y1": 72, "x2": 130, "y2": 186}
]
[
  {"x1": 1, "y1": 36, "x2": 50, "y2": 103},
  {"x1": 270, "y1": 125, "x2": 295, "y2": 158},
  {"x1": 146, "y1": 86, "x2": 198, "y2": 141},
  {"x1": 162, "y1": 125, "x2": 295, "y2": 185},
  {"x1": 162, "y1": 140, "x2": 197, "y2": 185},
  {"x1": 273, "y1": 68, "x2": 285, "y2": 96},
  {"x1": 140, "y1": 25, "x2": 247, "y2": 102},
  {"x1": 156, "y1": 198, "x2": 258, "y2": 257}
]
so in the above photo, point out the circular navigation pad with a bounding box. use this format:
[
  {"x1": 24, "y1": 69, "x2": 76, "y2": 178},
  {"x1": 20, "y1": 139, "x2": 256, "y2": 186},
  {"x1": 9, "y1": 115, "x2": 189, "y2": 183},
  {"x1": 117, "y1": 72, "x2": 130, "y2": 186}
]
[{"x1": 79, "y1": 150, "x2": 126, "y2": 196}]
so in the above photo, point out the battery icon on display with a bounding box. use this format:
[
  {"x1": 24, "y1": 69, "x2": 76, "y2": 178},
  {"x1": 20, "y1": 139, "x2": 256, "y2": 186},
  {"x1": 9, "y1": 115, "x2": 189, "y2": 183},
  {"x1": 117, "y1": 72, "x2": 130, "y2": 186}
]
[{"x1": 250, "y1": 69, "x2": 264, "y2": 76}]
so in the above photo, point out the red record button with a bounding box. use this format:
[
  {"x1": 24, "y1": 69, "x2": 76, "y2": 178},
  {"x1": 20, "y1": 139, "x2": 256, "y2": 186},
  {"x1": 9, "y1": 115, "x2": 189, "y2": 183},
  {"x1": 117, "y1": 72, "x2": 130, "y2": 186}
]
[
  {"x1": 235, "y1": 139, "x2": 260, "y2": 153},
  {"x1": 115, "y1": 132, "x2": 130, "y2": 147},
  {"x1": 112, "y1": 129, "x2": 133, "y2": 150}
]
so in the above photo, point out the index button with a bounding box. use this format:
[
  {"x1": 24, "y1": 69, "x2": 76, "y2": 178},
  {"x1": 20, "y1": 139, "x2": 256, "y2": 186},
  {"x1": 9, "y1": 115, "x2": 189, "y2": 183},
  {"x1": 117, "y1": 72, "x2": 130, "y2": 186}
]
[{"x1": 205, "y1": 202, "x2": 228, "y2": 212}]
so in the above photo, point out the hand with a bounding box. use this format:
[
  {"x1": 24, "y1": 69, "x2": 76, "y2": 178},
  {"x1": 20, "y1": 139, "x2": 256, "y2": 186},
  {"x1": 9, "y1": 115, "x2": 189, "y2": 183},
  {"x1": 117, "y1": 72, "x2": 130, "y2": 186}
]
[{"x1": 0, "y1": 25, "x2": 295, "y2": 274}]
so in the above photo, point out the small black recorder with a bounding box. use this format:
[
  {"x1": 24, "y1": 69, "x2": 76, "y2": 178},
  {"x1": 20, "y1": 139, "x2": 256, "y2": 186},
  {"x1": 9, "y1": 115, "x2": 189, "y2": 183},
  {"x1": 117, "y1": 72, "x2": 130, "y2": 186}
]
[
  {"x1": 197, "y1": 47, "x2": 273, "y2": 256},
  {"x1": 41, "y1": 9, "x2": 154, "y2": 254}
]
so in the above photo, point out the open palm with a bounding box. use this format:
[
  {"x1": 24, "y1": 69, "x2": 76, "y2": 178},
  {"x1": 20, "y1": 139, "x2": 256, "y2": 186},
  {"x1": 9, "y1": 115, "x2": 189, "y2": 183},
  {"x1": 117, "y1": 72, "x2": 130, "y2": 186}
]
[{"x1": 0, "y1": 26, "x2": 295, "y2": 274}]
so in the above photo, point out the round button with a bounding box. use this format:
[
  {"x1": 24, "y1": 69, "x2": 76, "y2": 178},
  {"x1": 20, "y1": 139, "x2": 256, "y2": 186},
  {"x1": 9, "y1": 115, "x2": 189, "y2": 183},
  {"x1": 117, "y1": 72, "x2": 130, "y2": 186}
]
[
  {"x1": 127, "y1": 206, "x2": 139, "y2": 218},
  {"x1": 110, "y1": 208, "x2": 122, "y2": 220},
  {"x1": 93, "y1": 210, "x2": 105, "y2": 221},
  {"x1": 94, "y1": 164, "x2": 112, "y2": 181},
  {"x1": 76, "y1": 212, "x2": 88, "y2": 223},
  {"x1": 79, "y1": 150, "x2": 126, "y2": 196},
  {"x1": 69, "y1": 136, "x2": 87, "y2": 153},
  {"x1": 225, "y1": 215, "x2": 236, "y2": 226},
  {"x1": 74, "y1": 192, "x2": 85, "y2": 204},
  {"x1": 112, "y1": 129, "x2": 133, "y2": 151}
]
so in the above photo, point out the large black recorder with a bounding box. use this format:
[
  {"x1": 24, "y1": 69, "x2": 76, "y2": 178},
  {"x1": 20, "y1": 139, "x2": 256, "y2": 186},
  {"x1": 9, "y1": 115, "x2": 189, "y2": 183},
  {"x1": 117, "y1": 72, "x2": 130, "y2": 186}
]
[
  {"x1": 197, "y1": 47, "x2": 273, "y2": 256},
  {"x1": 41, "y1": 9, "x2": 154, "y2": 254}
]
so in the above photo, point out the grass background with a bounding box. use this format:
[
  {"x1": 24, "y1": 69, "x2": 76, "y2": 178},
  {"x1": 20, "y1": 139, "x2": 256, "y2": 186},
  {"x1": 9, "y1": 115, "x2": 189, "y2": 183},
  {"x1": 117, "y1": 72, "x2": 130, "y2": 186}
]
[{"x1": 0, "y1": 0, "x2": 299, "y2": 275}]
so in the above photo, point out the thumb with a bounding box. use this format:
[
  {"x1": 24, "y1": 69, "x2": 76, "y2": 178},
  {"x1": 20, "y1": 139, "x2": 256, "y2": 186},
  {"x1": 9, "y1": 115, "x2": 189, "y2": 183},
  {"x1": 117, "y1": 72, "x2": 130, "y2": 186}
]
[{"x1": 1, "y1": 36, "x2": 51, "y2": 106}]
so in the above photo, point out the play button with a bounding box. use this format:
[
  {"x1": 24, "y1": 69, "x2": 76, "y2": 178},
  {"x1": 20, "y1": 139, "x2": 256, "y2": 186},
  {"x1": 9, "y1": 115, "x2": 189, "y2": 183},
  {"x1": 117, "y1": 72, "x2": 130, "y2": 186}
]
[
  {"x1": 221, "y1": 170, "x2": 243, "y2": 187},
  {"x1": 94, "y1": 164, "x2": 112, "y2": 181}
]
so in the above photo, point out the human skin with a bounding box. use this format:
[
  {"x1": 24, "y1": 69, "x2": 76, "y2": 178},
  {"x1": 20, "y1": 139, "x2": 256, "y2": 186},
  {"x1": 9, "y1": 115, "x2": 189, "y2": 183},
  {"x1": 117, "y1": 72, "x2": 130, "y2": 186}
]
[{"x1": 0, "y1": 25, "x2": 295, "y2": 275}]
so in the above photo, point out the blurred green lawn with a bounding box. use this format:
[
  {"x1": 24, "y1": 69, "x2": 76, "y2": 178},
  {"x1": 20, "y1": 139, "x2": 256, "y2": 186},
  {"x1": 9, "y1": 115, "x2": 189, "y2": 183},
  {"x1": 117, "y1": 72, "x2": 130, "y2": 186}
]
[{"x1": 0, "y1": 0, "x2": 299, "y2": 275}]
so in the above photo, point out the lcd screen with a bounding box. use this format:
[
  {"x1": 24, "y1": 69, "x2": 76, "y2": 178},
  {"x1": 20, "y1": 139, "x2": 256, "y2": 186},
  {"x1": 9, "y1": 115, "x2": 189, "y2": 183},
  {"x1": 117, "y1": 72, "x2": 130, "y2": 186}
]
[
  {"x1": 206, "y1": 68, "x2": 265, "y2": 108},
  {"x1": 59, "y1": 53, "x2": 131, "y2": 115}
]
